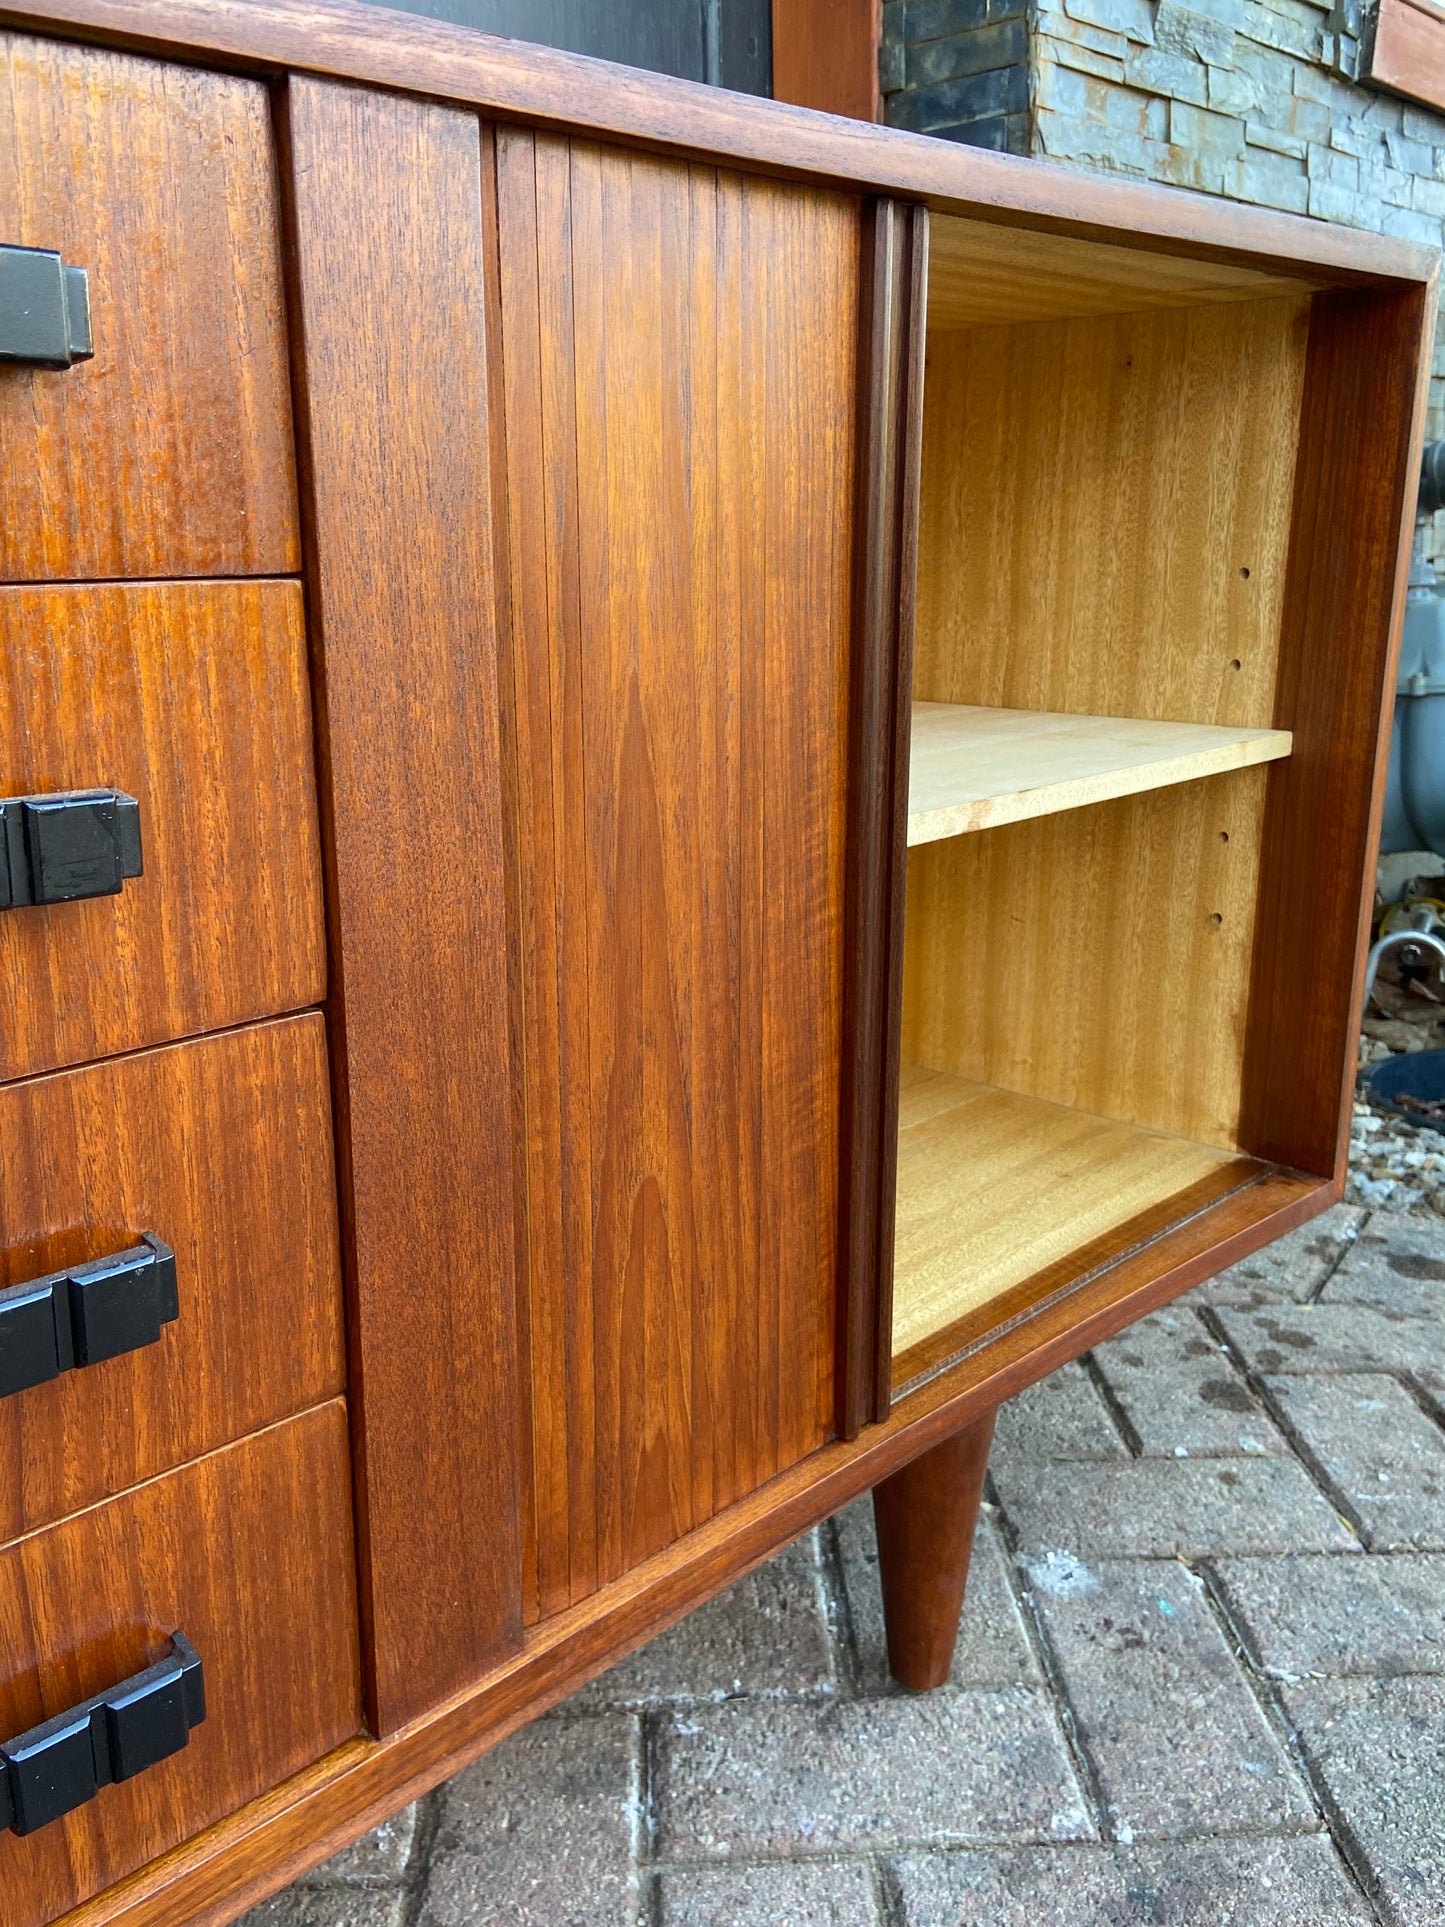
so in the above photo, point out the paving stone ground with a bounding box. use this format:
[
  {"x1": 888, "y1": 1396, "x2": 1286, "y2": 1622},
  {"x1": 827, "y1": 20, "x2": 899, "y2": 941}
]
[{"x1": 248, "y1": 1193, "x2": 1445, "y2": 1927}]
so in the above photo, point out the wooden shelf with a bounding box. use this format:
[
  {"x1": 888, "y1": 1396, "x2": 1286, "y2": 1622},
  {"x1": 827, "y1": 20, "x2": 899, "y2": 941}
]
[
  {"x1": 892, "y1": 1065, "x2": 1246, "y2": 1360},
  {"x1": 907, "y1": 703, "x2": 1292, "y2": 847}
]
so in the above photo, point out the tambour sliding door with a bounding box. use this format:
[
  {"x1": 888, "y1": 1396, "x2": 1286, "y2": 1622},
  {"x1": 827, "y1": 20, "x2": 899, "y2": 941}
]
[
  {"x1": 283, "y1": 73, "x2": 894, "y2": 1731},
  {"x1": 494, "y1": 129, "x2": 862, "y2": 1620}
]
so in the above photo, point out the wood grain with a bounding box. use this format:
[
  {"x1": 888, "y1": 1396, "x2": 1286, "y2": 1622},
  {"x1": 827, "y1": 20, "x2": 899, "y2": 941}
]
[
  {"x1": 901, "y1": 771, "x2": 1273, "y2": 1149},
  {"x1": 891, "y1": 1158, "x2": 1264, "y2": 1392},
  {"x1": 872, "y1": 1408, "x2": 996, "y2": 1690},
  {"x1": 891, "y1": 1065, "x2": 1242, "y2": 1356},
  {"x1": 46, "y1": 1173, "x2": 1334, "y2": 1927},
  {"x1": 929, "y1": 211, "x2": 1317, "y2": 329},
  {"x1": 280, "y1": 78, "x2": 524, "y2": 1738},
  {"x1": 0, "y1": 0, "x2": 1433, "y2": 292},
  {"x1": 1369, "y1": 0, "x2": 1445, "y2": 113},
  {"x1": 0, "y1": 31, "x2": 298, "y2": 581},
  {"x1": 1241, "y1": 283, "x2": 1439, "y2": 1176},
  {"x1": 495, "y1": 129, "x2": 858, "y2": 1618},
  {"x1": 0, "y1": 1015, "x2": 344, "y2": 1545},
  {"x1": 771, "y1": 0, "x2": 880, "y2": 121},
  {"x1": 839, "y1": 198, "x2": 927, "y2": 1436},
  {"x1": 908, "y1": 703, "x2": 1292, "y2": 845},
  {"x1": 914, "y1": 299, "x2": 1310, "y2": 728},
  {"x1": 0, "y1": 1402, "x2": 359, "y2": 1927},
  {"x1": 905, "y1": 296, "x2": 1310, "y2": 1149},
  {"x1": 0, "y1": 581, "x2": 326, "y2": 1084}
]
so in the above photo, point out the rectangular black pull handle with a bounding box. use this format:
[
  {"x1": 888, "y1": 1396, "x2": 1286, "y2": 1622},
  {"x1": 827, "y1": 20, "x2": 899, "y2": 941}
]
[
  {"x1": 0, "y1": 789, "x2": 143, "y2": 909},
  {"x1": 0, "y1": 1634, "x2": 205, "y2": 1836},
  {"x1": 0, "y1": 1235, "x2": 178, "y2": 1401},
  {"x1": 0, "y1": 245, "x2": 93, "y2": 368}
]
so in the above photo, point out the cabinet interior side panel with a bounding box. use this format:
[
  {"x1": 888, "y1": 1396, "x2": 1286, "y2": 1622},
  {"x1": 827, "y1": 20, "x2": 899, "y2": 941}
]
[
  {"x1": 497, "y1": 131, "x2": 857, "y2": 1621},
  {"x1": 905, "y1": 294, "x2": 1309, "y2": 1145},
  {"x1": 900, "y1": 769, "x2": 1270, "y2": 1148}
]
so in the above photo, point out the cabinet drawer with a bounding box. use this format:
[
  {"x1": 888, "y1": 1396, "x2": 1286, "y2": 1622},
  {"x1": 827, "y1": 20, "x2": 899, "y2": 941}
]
[
  {"x1": 0, "y1": 581, "x2": 325, "y2": 1082},
  {"x1": 0, "y1": 1016, "x2": 345, "y2": 1544},
  {"x1": 0, "y1": 32, "x2": 298, "y2": 582},
  {"x1": 0, "y1": 1402, "x2": 360, "y2": 1927}
]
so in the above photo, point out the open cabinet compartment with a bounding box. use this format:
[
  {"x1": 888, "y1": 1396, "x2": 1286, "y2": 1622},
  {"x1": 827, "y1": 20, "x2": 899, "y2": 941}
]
[{"x1": 889, "y1": 215, "x2": 1342, "y2": 1393}]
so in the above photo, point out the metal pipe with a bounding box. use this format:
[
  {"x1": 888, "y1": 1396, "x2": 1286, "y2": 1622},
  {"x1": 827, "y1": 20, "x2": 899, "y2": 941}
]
[{"x1": 1362, "y1": 928, "x2": 1445, "y2": 1007}]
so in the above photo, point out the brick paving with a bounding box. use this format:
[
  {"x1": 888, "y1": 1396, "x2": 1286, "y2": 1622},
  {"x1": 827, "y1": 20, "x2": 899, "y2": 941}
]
[{"x1": 246, "y1": 1199, "x2": 1445, "y2": 1926}]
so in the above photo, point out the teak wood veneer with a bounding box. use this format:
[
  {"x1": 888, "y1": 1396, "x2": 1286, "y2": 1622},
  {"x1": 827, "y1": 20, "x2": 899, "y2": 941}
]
[{"x1": 0, "y1": 2, "x2": 1434, "y2": 1921}]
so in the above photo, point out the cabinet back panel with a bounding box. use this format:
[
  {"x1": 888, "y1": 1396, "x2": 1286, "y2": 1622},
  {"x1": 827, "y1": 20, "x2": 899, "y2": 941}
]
[
  {"x1": 906, "y1": 295, "x2": 1309, "y2": 1143},
  {"x1": 914, "y1": 296, "x2": 1309, "y2": 726},
  {"x1": 901, "y1": 769, "x2": 1269, "y2": 1147},
  {"x1": 496, "y1": 131, "x2": 856, "y2": 1618}
]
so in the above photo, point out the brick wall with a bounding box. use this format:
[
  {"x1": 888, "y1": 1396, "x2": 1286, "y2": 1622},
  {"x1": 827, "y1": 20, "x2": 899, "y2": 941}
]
[{"x1": 882, "y1": 0, "x2": 1445, "y2": 554}]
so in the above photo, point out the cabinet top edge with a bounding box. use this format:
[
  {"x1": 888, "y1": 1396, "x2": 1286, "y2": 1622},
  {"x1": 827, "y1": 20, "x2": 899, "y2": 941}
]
[{"x1": 1, "y1": 0, "x2": 1439, "y2": 293}]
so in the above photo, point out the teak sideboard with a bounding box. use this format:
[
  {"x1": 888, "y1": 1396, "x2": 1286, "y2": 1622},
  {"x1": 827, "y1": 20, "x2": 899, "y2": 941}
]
[{"x1": 0, "y1": 0, "x2": 1435, "y2": 1919}]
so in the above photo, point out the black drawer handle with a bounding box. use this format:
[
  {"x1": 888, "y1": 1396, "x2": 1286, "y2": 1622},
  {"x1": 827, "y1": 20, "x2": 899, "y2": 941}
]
[
  {"x1": 0, "y1": 1634, "x2": 205, "y2": 1836},
  {"x1": 0, "y1": 789, "x2": 143, "y2": 910},
  {"x1": 0, "y1": 1235, "x2": 178, "y2": 1402},
  {"x1": 0, "y1": 244, "x2": 93, "y2": 369}
]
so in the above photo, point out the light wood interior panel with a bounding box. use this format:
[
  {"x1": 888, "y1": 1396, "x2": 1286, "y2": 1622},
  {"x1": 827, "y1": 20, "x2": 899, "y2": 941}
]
[
  {"x1": 902, "y1": 770, "x2": 1270, "y2": 1148},
  {"x1": 892, "y1": 1065, "x2": 1241, "y2": 1357},
  {"x1": 902, "y1": 294, "x2": 1310, "y2": 1146},
  {"x1": 915, "y1": 296, "x2": 1309, "y2": 725},
  {"x1": 496, "y1": 131, "x2": 857, "y2": 1621},
  {"x1": 928, "y1": 212, "x2": 1318, "y2": 330},
  {"x1": 908, "y1": 701, "x2": 1291, "y2": 844}
]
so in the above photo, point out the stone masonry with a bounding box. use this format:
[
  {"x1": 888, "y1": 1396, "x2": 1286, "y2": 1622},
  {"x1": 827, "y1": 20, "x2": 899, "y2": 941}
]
[
  {"x1": 880, "y1": 0, "x2": 1445, "y2": 558},
  {"x1": 245, "y1": 1189, "x2": 1445, "y2": 1926}
]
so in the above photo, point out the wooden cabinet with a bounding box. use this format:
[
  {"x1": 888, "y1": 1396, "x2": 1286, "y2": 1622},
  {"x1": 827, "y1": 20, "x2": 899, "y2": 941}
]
[{"x1": 0, "y1": 2, "x2": 1433, "y2": 1922}]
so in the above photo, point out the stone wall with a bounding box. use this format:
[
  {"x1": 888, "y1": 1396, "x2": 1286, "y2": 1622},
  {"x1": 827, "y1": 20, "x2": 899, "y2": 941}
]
[
  {"x1": 881, "y1": 0, "x2": 1445, "y2": 554},
  {"x1": 881, "y1": 0, "x2": 1032, "y2": 151}
]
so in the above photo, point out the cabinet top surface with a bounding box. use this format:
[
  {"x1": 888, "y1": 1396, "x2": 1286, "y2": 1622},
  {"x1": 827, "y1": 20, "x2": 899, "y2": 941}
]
[{"x1": 1, "y1": 0, "x2": 1437, "y2": 291}]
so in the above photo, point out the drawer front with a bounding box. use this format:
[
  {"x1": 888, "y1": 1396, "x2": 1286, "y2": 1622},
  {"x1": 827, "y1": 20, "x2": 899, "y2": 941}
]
[
  {"x1": 0, "y1": 32, "x2": 299, "y2": 582},
  {"x1": 0, "y1": 581, "x2": 325, "y2": 1082},
  {"x1": 0, "y1": 1402, "x2": 360, "y2": 1927},
  {"x1": 0, "y1": 1016, "x2": 345, "y2": 1544}
]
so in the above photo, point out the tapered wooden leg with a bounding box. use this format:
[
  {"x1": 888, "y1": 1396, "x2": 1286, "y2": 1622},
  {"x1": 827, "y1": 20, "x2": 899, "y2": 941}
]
[{"x1": 871, "y1": 1407, "x2": 998, "y2": 1690}]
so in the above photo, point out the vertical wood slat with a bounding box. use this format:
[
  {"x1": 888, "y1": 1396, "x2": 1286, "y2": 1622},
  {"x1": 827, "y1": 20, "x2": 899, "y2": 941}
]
[
  {"x1": 1239, "y1": 279, "x2": 1439, "y2": 1178},
  {"x1": 838, "y1": 200, "x2": 928, "y2": 1433},
  {"x1": 495, "y1": 132, "x2": 860, "y2": 1619},
  {"x1": 770, "y1": 0, "x2": 882, "y2": 121},
  {"x1": 278, "y1": 78, "x2": 523, "y2": 1736}
]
